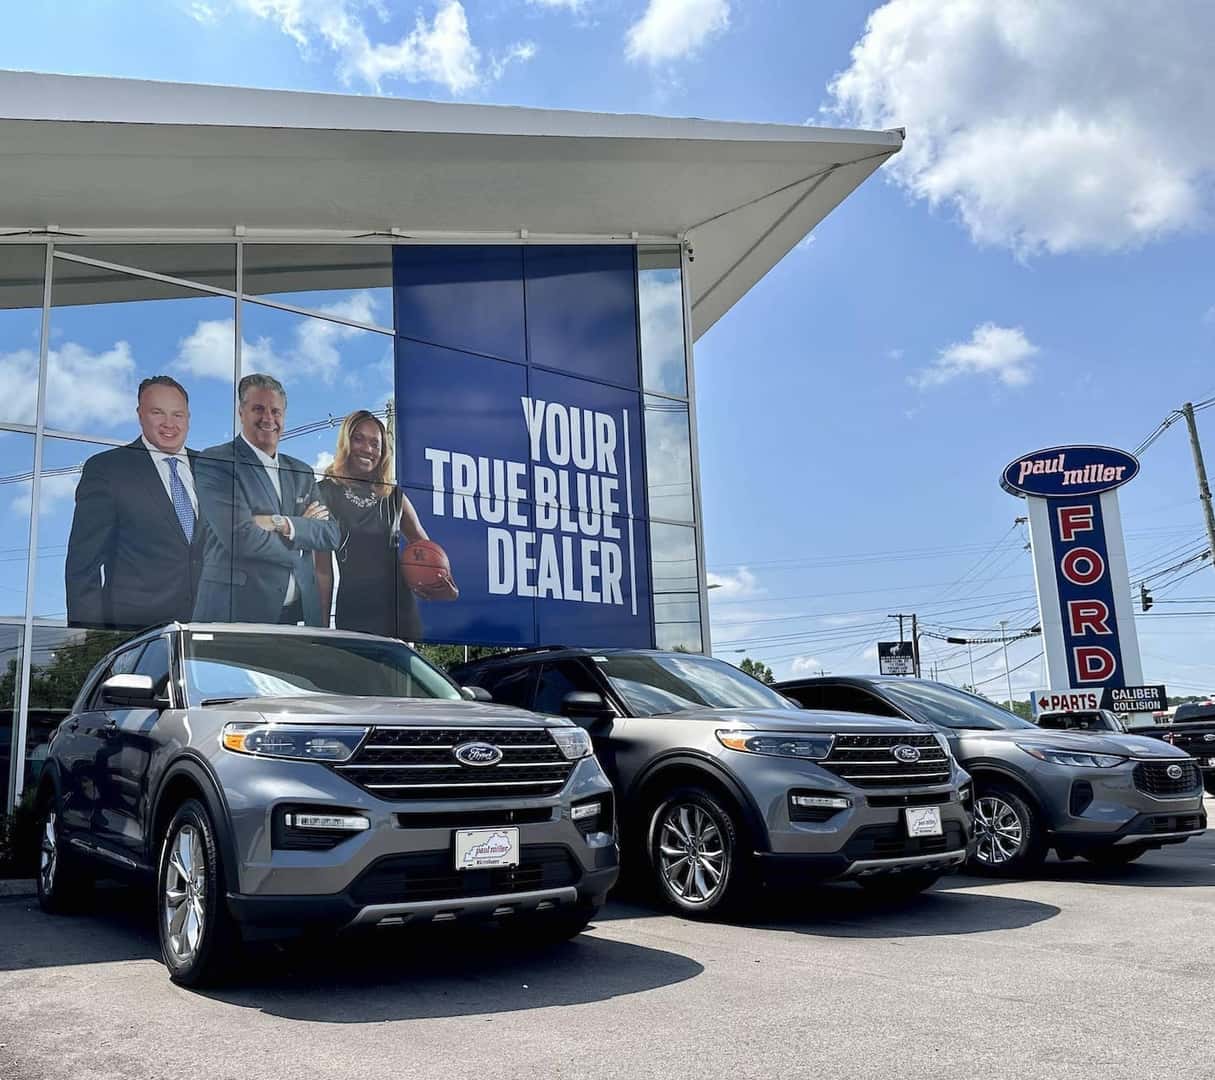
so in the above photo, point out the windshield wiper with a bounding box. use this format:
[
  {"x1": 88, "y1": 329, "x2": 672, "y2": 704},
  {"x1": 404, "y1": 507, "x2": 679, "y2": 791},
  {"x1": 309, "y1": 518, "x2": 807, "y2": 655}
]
[{"x1": 199, "y1": 696, "x2": 250, "y2": 706}]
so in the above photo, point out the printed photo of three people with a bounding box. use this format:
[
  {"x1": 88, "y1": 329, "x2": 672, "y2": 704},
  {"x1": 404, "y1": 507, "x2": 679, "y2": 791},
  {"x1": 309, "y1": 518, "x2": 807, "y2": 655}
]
[{"x1": 64, "y1": 372, "x2": 458, "y2": 639}]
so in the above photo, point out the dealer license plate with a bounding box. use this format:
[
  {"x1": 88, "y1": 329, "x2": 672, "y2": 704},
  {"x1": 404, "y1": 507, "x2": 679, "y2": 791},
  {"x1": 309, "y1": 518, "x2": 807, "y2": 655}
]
[
  {"x1": 905, "y1": 806, "x2": 943, "y2": 838},
  {"x1": 455, "y1": 827, "x2": 519, "y2": 870}
]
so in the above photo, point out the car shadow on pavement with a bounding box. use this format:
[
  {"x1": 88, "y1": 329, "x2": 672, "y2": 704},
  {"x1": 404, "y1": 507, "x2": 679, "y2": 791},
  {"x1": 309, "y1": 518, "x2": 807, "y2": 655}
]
[
  {"x1": 203, "y1": 925, "x2": 704, "y2": 1021},
  {"x1": 941, "y1": 849, "x2": 1215, "y2": 891},
  {"x1": 598, "y1": 885, "x2": 1060, "y2": 938}
]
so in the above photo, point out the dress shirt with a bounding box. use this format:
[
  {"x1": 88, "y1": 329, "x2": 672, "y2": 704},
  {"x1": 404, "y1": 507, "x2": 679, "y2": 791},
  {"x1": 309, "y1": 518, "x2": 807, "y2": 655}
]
[{"x1": 239, "y1": 432, "x2": 298, "y2": 605}]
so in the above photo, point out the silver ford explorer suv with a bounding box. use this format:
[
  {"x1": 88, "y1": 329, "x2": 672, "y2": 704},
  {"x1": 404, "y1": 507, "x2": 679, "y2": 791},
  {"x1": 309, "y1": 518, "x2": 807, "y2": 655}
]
[
  {"x1": 33, "y1": 624, "x2": 618, "y2": 987},
  {"x1": 452, "y1": 648, "x2": 975, "y2": 915},
  {"x1": 776, "y1": 677, "x2": 1207, "y2": 874}
]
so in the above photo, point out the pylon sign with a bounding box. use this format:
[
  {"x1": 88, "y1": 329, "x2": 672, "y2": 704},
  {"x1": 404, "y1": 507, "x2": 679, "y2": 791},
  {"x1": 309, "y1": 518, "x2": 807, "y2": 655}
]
[{"x1": 1001, "y1": 446, "x2": 1143, "y2": 692}]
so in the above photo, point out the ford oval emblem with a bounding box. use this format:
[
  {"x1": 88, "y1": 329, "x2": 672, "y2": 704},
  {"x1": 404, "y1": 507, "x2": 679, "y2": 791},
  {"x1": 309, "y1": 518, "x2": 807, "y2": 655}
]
[
  {"x1": 1166, "y1": 764, "x2": 1184, "y2": 780},
  {"x1": 1204, "y1": 734, "x2": 1215, "y2": 742},
  {"x1": 454, "y1": 741, "x2": 503, "y2": 767},
  {"x1": 892, "y1": 744, "x2": 922, "y2": 764},
  {"x1": 1000, "y1": 445, "x2": 1139, "y2": 499}
]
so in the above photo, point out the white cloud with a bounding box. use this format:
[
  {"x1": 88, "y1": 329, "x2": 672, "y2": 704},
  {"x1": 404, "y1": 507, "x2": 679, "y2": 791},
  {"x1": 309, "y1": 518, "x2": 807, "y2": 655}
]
[
  {"x1": 625, "y1": 0, "x2": 729, "y2": 65},
  {"x1": 232, "y1": 0, "x2": 534, "y2": 94},
  {"x1": 13, "y1": 472, "x2": 81, "y2": 518},
  {"x1": 174, "y1": 291, "x2": 383, "y2": 385},
  {"x1": 829, "y1": 0, "x2": 1215, "y2": 255},
  {"x1": 187, "y1": 1, "x2": 220, "y2": 23},
  {"x1": 790, "y1": 655, "x2": 824, "y2": 675},
  {"x1": 911, "y1": 323, "x2": 1039, "y2": 390},
  {"x1": 0, "y1": 341, "x2": 138, "y2": 432},
  {"x1": 528, "y1": 0, "x2": 586, "y2": 10},
  {"x1": 706, "y1": 566, "x2": 761, "y2": 601},
  {"x1": 795, "y1": 233, "x2": 815, "y2": 252},
  {"x1": 312, "y1": 450, "x2": 335, "y2": 479}
]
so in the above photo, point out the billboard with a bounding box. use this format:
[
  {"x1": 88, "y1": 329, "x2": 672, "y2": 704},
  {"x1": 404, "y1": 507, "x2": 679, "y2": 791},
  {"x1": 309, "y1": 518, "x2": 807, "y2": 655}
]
[
  {"x1": 878, "y1": 641, "x2": 915, "y2": 675},
  {"x1": 1002, "y1": 445, "x2": 1143, "y2": 692}
]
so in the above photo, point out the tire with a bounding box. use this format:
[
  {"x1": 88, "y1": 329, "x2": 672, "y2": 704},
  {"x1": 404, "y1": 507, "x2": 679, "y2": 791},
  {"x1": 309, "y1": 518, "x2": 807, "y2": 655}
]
[
  {"x1": 156, "y1": 799, "x2": 240, "y2": 988},
  {"x1": 35, "y1": 795, "x2": 93, "y2": 915},
  {"x1": 1081, "y1": 845, "x2": 1148, "y2": 867},
  {"x1": 856, "y1": 870, "x2": 942, "y2": 901},
  {"x1": 646, "y1": 786, "x2": 748, "y2": 917},
  {"x1": 971, "y1": 785, "x2": 1047, "y2": 876},
  {"x1": 514, "y1": 900, "x2": 600, "y2": 945}
]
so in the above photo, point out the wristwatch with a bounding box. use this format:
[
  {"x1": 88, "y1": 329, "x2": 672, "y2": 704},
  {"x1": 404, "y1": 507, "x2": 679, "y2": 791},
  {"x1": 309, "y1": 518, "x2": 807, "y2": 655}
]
[{"x1": 272, "y1": 514, "x2": 287, "y2": 533}]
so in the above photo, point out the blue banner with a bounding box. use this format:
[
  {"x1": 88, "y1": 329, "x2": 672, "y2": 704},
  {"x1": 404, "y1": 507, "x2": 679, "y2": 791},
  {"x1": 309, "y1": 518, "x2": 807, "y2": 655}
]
[
  {"x1": 1046, "y1": 494, "x2": 1125, "y2": 688},
  {"x1": 393, "y1": 246, "x2": 654, "y2": 648}
]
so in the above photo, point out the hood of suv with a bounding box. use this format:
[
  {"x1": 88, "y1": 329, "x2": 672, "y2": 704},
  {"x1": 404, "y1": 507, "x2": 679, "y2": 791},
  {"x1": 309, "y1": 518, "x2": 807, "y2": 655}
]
[
  {"x1": 958, "y1": 727, "x2": 1191, "y2": 760},
  {"x1": 665, "y1": 707, "x2": 936, "y2": 736},
  {"x1": 202, "y1": 695, "x2": 568, "y2": 728}
]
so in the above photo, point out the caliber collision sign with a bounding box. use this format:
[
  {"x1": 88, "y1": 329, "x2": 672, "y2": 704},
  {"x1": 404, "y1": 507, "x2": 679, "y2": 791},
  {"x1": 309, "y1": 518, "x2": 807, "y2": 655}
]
[
  {"x1": 1102, "y1": 685, "x2": 1167, "y2": 714},
  {"x1": 878, "y1": 641, "x2": 915, "y2": 675}
]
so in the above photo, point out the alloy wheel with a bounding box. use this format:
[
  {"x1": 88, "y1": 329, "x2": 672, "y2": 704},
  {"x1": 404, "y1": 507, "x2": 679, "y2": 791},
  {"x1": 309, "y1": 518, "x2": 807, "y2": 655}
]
[
  {"x1": 163, "y1": 825, "x2": 207, "y2": 965},
  {"x1": 657, "y1": 803, "x2": 728, "y2": 906},
  {"x1": 39, "y1": 810, "x2": 58, "y2": 896},
  {"x1": 974, "y1": 796, "x2": 1025, "y2": 866}
]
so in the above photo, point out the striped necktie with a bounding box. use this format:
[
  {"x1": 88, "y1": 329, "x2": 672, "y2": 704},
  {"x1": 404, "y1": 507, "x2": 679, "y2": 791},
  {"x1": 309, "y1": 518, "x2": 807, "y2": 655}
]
[{"x1": 167, "y1": 457, "x2": 196, "y2": 543}]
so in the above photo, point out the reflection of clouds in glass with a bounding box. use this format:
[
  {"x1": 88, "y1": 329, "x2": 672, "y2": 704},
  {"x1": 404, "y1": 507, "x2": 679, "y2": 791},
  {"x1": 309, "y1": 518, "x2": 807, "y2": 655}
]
[
  {"x1": 176, "y1": 291, "x2": 384, "y2": 385},
  {"x1": 12, "y1": 472, "x2": 80, "y2": 517},
  {"x1": 644, "y1": 397, "x2": 693, "y2": 522},
  {"x1": 639, "y1": 270, "x2": 686, "y2": 397},
  {"x1": 0, "y1": 341, "x2": 136, "y2": 430}
]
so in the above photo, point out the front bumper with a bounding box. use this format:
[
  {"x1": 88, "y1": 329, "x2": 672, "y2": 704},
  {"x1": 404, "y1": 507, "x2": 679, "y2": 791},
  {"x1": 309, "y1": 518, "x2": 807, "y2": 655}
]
[{"x1": 1053, "y1": 807, "x2": 1207, "y2": 852}]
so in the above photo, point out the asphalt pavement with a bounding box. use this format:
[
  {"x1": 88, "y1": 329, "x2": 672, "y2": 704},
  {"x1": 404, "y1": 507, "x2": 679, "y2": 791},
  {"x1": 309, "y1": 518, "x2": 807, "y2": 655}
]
[{"x1": 2, "y1": 801, "x2": 1213, "y2": 1080}]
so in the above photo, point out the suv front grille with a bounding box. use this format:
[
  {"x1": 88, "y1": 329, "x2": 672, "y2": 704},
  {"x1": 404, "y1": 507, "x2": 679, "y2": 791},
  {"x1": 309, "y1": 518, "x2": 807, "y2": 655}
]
[
  {"x1": 334, "y1": 727, "x2": 574, "y2": 800},
  {"x1": 1133, "y1": 761, "x2": 1201, "y2": 797},
  {"x1": 350, "y1": 844, "x2": 579, "y2": 905},
  {"x1": 819, "y1": 734, "x2": 950, "y2": 789},
  {"x1": 843, "y1": 821, "x2": 967, "y2": 861}
]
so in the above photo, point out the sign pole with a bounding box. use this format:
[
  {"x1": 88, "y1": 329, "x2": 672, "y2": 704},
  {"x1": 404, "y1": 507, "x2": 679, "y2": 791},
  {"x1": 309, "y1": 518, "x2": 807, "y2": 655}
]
[
  {"x1": 1182, "y1": 402, "x2": 1215, "y2": 573},
  {"x1": 999, "y1": 619, "x2": 1013, "y2": 706}
]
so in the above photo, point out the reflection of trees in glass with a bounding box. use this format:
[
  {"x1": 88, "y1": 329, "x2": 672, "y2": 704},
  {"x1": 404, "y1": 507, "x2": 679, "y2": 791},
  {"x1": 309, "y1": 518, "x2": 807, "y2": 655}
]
[
  {"x1": 0, "y1": 629, "x2": 132, "y2": 714},
  {"x1": 739, "y1": 658, "x2": 775, "y2": 685}
]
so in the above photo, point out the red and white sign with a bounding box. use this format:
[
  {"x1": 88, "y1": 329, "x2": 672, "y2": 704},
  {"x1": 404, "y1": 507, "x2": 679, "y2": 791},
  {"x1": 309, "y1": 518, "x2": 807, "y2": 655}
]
[{"x1": 1031, "y1": 688, "x2": 1101, "y2": 717}]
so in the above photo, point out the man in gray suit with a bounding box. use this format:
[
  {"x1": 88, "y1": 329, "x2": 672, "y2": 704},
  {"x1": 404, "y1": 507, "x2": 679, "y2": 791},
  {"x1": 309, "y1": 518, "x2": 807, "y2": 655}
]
[{"x1": 193, "y1": 373, "x2": 339, "y2": 625}]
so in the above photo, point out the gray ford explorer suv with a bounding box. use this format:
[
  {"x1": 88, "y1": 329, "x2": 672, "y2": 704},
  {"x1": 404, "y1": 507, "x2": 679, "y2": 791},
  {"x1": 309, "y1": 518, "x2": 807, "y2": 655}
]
[
  {"x1": 33, "y1": 624, "x2": 618, "y2": 987},
  {"x1": 776, "y1": 677, "x2": 1207, "y2": 874},
  {"x1": 452, "y1": 649, "x2": 974, "y2": 914}
]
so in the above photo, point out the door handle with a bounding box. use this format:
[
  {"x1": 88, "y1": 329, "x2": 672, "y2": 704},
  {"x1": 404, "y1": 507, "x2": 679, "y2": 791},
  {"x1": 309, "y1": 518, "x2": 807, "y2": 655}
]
[{"x1": 100, "y1": 719, "x2": 119, "y2": 737}]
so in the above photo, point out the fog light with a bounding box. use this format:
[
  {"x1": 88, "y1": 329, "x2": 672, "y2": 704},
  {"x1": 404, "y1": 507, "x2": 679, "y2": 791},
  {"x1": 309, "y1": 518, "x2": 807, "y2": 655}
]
[
  {"x1": 283, "y1": 812, "x2": 370, "y2": 831},
  {"x1": 791, "y1": 795, "x2": 850, "y2": 810},
  {"x1": 571, "y1": 801, "x2": 601, "y2": 822}
]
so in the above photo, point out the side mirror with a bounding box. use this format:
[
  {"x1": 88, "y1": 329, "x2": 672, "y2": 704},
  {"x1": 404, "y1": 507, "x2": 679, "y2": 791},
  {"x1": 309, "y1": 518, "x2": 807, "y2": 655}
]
[
  {"x1": 461, "y1": 685, "x2": 493, "y2": 703},
  {"x1": 561, "y1": 691, "x2": 613, "y2": 729},
  {"x1": 101, "y1": 674, "x2": 159, "y2": 708}
]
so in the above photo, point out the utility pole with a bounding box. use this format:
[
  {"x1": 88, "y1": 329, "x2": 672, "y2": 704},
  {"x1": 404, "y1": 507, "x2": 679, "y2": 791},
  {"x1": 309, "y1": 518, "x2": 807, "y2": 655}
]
[
  {"x1": 1182, "y1": 401, "x2": 1215, "y2": 572},
  {"x1": 888, "y1": 613, "x2": 906, "y2": 642},
  {"x1": 911, "y1": 613, "x2": 921, "y2": 677},
  {"x1": 999, "y1": 619, "x2": 1013, "y2": 708}
]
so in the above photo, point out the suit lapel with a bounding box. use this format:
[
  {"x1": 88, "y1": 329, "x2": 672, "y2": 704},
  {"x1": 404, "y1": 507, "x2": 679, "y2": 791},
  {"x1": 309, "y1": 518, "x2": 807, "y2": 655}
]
[{"x1": 235, "y1": 436, "x2": 283, "y2": 512}]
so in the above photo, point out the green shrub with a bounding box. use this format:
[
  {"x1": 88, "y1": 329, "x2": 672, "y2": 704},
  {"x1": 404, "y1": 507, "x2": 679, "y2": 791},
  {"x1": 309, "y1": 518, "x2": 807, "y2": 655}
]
[{"x1": 0, "y1": 790, "x2": 40, "y2": 878}]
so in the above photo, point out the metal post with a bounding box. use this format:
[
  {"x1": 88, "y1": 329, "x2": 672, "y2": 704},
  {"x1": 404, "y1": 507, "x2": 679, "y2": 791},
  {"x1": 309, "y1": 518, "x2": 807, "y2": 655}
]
[
  {"x1": 911, "y1": 613, "x2": 920, "y2": 677},
  {"x1": 1182, "y1": 402, "x2": 1215, "y2": 569},
  {"x1": 999, "y1": 619, "x2": 1013, "y2": 707},
  {"x1": 968, "y1": 641, "x2": 975, "y2": 690}
]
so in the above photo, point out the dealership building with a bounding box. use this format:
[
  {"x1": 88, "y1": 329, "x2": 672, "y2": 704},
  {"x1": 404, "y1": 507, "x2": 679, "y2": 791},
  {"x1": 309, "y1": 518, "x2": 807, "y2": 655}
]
[{"x1": 0, "y1": 69, "x2": 899, "y2": 809}]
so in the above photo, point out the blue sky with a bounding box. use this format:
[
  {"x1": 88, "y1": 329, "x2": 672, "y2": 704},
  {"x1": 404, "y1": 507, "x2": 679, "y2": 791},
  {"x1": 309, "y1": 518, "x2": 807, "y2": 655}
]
[{"x1": 2, "y1": 0, "x2": 1213, "y2": 701}]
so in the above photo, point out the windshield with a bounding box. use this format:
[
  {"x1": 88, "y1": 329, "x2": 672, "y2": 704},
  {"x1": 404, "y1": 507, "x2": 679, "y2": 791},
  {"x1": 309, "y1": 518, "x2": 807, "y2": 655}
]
[
  {"x1": 880, "y1": 681, "x2": 1035, "y2": 731},
  {"x1": 597, "y1": 653, "x2": 797, "y2": 717},
  {"x1": 183, "y1": 631, "x2": 462, "y2": 704}
]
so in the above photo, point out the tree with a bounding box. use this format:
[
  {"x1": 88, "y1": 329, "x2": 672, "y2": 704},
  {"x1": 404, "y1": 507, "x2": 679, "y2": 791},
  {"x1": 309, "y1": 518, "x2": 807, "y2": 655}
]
[
  {"x1": 414, "y1": 643, "x2": 506, "y2": 675},
  {"x1": 739, "y1": 657, "x2": 775, "y2": 685}
]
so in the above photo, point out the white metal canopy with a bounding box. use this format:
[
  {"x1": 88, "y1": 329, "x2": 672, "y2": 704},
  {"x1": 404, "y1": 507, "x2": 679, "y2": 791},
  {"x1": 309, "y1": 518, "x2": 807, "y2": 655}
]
[{"x1": 0, "y1": 70, "x2": 901, "y2": 339}]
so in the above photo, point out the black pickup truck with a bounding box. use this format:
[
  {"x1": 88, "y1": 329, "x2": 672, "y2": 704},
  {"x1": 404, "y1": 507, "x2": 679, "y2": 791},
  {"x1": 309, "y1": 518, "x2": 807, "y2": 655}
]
[{"x1": 1134, "y1": 703, "x2": 1215, "y2": 795}]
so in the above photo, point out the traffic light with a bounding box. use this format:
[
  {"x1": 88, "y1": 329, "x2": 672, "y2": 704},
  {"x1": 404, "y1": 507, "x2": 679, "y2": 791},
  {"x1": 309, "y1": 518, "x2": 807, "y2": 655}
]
[{"x1": 1140, "y1": 583, "x2": 1153, "y2": 612}]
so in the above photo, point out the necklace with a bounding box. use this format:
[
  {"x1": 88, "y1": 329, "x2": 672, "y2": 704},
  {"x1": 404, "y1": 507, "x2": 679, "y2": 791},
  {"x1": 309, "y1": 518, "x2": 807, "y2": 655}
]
[{"x1": 341, "y1": 483, "x2": 378, "y2": 509}]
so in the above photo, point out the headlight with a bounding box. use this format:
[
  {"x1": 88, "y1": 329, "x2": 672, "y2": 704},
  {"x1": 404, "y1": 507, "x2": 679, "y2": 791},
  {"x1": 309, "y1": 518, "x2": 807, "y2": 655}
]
[
  {"x1": 222, "y1": 722, "x2": 368, "y2": 762},
  {"x1": 1017, "y1": 744, "x2": 1126, "y2": 769},
  {"x1": 716, "y1": 730, "x2": 834, "y2": 760},
  {"x1": 551, "y1": 726, "x2": 593, "y2": 760}
]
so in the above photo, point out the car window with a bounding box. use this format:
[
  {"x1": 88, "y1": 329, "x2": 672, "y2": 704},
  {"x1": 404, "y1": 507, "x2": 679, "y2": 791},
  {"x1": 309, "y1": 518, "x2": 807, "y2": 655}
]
[
  {"x1": 533, "y1": 661, "x2": 601, "y2": 716},
  {"x1": 1037, "y1": 714, "x2": 1069, "y2": 729},
  {"x1": 134, "y1": 637, "x2": 172, "y2": 697},
  {"x1": 879, "y1": 680, "x2": 1035, "y2": 731},
  {"x1": 781, "y1": 684, "x2": 821, "y2": 709},
  {"x1": 183, "y1": 632, "x2": 462, "y2": 703},
  {"x1": 597, "y1": 653, "x2": 797, "y2": 717},
  {"x1": 87, "y1": 644, "x2": 146, "y2": 710},
  {"x1": 1173, "y1": 703, "x2": 1215, "y2": 723},
  {"x1": 477, "y1": 665, "x2": 538, "y2": 709},
  {"x1": 815, "y1": 685, "x2": 902, "y2": 718}
]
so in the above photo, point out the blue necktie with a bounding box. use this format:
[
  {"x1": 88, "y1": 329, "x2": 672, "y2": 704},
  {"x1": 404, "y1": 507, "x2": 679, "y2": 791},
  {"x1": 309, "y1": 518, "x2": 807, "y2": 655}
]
[{"x1": 167, "y1": 457, "x2": 196, "y2": 543}]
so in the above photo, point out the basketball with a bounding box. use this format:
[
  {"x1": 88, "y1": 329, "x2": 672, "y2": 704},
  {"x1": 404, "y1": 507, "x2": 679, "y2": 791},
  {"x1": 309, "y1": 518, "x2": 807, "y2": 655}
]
[{"x1": 400, "y1": 539, "x2": 454, "y2": 597}]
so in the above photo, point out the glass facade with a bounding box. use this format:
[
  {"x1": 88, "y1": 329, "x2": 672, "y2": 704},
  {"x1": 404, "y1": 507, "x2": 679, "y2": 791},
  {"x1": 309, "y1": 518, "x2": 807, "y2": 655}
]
[{"x1": 0, "y1": 239, "x2": 705, "y2": 809}]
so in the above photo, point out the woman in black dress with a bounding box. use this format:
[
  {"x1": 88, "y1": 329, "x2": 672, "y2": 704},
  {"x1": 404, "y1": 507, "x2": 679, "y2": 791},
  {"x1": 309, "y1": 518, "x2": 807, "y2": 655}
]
[{"x1": 314, "y1": 410, "x2": 456, "y2": 639}]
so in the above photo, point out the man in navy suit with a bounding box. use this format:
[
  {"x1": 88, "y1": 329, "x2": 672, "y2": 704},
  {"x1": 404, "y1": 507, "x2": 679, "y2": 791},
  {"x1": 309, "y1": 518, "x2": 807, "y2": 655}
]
[
  {"x1": 66, "y1": 376, "x2": 206, "y2": 629},
  {"x1": 193, "y1": 373, "x2": 339, "y2": 625}
]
